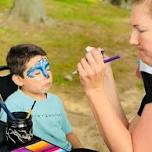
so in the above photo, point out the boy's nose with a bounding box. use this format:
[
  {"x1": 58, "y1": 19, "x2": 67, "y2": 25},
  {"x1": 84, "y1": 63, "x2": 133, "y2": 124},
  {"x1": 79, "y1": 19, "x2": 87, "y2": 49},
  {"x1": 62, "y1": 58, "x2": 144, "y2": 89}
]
[{"x1": 129, "y1": 30, "x2": 139, "y2": 46}]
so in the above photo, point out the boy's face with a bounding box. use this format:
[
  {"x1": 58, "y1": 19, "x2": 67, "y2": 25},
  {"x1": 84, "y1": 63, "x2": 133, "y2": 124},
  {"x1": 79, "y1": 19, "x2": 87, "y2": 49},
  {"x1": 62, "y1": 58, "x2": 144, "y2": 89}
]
[{"x1": 19, "y1": 55, "x2": 52, "y2": 94}]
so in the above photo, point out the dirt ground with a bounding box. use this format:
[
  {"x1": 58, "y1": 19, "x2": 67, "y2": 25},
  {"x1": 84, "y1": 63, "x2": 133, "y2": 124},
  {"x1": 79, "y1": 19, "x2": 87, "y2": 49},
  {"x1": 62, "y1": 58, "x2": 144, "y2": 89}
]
[{"x1": 56, "y1": 86, "x2": 143, "y2": 152}]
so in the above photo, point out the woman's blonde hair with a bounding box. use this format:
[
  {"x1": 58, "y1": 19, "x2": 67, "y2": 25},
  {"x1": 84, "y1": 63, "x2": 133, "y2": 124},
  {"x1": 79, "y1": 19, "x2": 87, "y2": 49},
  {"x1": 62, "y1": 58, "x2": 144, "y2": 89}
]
[{"x1": 132, "y1": 0, "x2": 152, "y2": 14}]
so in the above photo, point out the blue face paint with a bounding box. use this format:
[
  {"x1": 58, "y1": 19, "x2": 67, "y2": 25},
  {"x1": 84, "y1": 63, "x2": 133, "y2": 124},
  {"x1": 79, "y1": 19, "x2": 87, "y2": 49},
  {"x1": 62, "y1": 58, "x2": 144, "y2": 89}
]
[{"x1": 27, "y1": 58, "x2": 50, "y2": 78}]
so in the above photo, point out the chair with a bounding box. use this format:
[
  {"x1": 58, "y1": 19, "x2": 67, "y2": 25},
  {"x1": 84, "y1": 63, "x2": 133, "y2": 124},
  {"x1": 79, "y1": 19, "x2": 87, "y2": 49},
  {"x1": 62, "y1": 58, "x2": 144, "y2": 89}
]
[
  {"x1": 0, "y1": 65, "x2": 17, "y2": 151},
  {"x1": 0, "y1": 65, "x2": 18, "y2": 101}
]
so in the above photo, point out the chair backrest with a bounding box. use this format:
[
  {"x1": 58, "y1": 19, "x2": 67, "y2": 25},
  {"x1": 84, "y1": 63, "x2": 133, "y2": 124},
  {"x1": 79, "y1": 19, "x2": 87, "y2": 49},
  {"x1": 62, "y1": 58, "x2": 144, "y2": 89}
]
[
  {"x1": 0, "y1": 65, "x2": 18, "y2": 146},
  {"x1": 0, "y1": 65, "x2": 18, "y2": 101}
]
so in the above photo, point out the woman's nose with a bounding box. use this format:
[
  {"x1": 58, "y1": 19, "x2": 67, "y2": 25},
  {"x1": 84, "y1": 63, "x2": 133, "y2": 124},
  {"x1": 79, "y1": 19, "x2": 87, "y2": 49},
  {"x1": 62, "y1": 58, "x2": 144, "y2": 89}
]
[{"x1": 129, "y1": 30, "x2": 139, "y2": 46}]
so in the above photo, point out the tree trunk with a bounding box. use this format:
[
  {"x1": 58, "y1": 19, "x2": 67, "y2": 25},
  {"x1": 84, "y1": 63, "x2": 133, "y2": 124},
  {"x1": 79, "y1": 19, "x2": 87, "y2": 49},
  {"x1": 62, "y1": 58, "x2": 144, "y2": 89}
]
[
  {"x1": 9, "y1": 0, "x2": 47, "y2": 24},
  {"x1": 103, "y1": 0, "x2": 130, "y2": 8}
]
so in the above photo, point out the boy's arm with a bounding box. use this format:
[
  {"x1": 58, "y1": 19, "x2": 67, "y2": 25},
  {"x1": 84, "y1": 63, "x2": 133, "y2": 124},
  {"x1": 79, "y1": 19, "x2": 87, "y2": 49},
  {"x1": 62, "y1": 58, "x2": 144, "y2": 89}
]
[
  {"x1": 57, "y1": 97, "x2": 82, "y2": 149},
  {"x1": 66, "y1": 132, "x2": 82, "y2": 149}
]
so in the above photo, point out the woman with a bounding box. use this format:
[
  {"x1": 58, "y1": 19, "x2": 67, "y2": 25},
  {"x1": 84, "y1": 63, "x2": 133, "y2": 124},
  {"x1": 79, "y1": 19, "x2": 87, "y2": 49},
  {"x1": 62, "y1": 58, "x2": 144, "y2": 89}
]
[{"x1": 77, "y1": 0, "x2": 152, "y2": 151}]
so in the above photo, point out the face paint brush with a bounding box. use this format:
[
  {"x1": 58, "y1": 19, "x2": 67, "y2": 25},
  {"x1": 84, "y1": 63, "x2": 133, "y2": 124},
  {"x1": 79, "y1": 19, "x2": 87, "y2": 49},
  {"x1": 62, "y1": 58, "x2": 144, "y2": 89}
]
[
  {"x1": 72, "y1": 54, "x2": 121, "y2": 75},
  {"x1": 0, "y1": 94, "x2": 16, "y2": 120},
  {"x1": 26, "y1": 100, "x2": 36, "y2": 119}
]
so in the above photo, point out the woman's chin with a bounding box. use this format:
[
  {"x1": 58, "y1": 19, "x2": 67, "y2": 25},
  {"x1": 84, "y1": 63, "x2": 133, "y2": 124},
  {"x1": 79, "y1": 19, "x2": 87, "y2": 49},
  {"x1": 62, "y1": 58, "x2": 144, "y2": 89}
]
[
  {"x1": 138, "y1": 52, "x2": 152, "y2": 66},
  {"x1": 141, "y1": 58, "x2": 152, "y2": 66}
]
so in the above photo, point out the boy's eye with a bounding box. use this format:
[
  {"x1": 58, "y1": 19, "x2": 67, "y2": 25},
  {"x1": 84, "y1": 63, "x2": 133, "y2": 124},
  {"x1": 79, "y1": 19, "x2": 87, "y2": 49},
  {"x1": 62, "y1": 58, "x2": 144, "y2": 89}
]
[
  {"x1": 45, "y1": 64, "x2": 50, "y2": 70},
  {"x1": 46, "y1": 67, "x2": 50, "y2": 71},
  {"x1": 33, "y1": 71, "x2": 41, "y2": 76}
]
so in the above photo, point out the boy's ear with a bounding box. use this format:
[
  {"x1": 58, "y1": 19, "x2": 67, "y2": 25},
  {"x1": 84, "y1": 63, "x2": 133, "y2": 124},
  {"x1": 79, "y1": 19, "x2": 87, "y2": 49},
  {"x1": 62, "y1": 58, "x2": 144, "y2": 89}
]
[{"x1": 12, "y1": 75, "x2": 24, "y2": 86}]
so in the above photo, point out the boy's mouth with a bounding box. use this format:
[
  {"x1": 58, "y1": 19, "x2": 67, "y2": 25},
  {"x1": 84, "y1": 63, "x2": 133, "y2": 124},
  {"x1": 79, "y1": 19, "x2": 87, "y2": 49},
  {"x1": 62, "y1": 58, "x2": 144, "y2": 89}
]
[{"x1": 43, "y1": 82, "x2": 51, "y2": 87}]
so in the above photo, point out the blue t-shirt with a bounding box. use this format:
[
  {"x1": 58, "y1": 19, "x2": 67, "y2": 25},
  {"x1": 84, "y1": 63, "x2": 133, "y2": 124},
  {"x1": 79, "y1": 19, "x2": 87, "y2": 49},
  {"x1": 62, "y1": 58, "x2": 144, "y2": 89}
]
[{"x1": 0, "y1": 89, "x2": 72, "y2": 151}]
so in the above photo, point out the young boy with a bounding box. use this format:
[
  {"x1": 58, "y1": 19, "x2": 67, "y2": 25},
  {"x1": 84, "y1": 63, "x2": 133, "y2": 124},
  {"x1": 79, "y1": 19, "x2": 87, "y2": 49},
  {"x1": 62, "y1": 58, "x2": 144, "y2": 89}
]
[{"x1": 0, "y1": 44, "x2": 81, "y2": 151}]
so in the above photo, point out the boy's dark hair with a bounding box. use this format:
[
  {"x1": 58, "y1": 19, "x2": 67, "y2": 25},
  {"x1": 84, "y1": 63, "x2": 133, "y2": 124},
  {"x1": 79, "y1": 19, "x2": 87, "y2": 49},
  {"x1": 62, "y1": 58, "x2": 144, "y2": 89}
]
[{"x1": 6, "y1": 44, "x2": 47, "y2": 77}]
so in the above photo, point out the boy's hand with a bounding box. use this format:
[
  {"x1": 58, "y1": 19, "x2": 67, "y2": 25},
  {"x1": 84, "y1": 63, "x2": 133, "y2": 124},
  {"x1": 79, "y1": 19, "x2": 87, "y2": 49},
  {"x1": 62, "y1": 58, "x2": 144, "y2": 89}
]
[{"x1": 66, "y1": 132, "x2": 82, "y2": 149}]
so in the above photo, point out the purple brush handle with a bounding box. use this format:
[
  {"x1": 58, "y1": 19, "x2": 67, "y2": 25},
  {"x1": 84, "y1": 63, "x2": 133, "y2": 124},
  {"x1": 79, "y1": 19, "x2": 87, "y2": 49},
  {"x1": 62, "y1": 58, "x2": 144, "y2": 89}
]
[
  {"x1": 103, "y1": 55, "x2": 120, "y2": 63},
  {"x1": 72, "y1": 55, "x2": 121, "y2": 75}
]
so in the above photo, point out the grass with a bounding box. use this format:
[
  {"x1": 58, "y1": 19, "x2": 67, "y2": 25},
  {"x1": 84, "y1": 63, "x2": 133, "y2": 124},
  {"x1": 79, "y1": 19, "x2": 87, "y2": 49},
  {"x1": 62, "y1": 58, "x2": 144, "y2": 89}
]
[{"x1": 0, "y1": 0, "x2": 12, "y2": 9}]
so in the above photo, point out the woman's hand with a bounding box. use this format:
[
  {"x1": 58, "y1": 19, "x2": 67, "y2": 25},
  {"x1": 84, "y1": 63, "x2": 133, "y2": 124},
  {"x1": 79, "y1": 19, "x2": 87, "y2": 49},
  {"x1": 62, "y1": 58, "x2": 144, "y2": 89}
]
[{"x1": 77, "y1": 47, "x2": 105, "y2": 93}]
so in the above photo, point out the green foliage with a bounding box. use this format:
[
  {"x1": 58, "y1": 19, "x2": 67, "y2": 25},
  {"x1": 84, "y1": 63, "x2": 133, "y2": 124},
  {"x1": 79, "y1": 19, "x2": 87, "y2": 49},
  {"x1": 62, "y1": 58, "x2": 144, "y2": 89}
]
[
  {"x1": 46, "y1": 0, "x2": 129, "y2": 23},
  {"x1": 54, "y1": 0, "x2": 91, "y2": 4},
  {"x1": 0, "y1": 0, "x2": 138, "y2": 92},
  {"x1": 0, "y1": 0, "x2": 12, "y2": 9}
]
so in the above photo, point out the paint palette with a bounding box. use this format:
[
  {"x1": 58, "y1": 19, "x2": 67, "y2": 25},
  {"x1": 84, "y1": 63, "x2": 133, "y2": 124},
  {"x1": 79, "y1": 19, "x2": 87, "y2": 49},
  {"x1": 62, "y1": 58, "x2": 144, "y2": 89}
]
[{"x1": 11, "y1": 140, "x2": 67, "y2": 152}]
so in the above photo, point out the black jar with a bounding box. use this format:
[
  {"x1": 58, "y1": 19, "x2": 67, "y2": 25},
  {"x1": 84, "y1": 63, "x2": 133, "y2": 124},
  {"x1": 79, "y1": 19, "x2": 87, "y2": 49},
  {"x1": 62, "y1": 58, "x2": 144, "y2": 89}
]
[{"x1": 5, "y1": 112, "x2": 33, "y2": 147}]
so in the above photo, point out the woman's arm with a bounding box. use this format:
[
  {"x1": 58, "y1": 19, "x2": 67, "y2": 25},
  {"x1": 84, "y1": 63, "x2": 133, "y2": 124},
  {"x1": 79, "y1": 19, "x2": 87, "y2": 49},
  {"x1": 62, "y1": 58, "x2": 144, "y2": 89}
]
[
  {"x1": 103, "y1": 62, "x2": 128, "y2": 128},
  {"x1": 132, "y1": 103, "x2": 152, "y2": 152},
  {"x1": 85, "y1": 88, "x2": 133, "y2": 152},
  {"x1": 77, "y1": 49, "x2": 133, "y2": 152}
]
